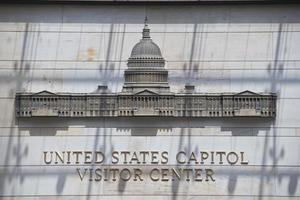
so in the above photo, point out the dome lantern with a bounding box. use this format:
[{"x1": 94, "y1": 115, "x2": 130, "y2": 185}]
[{"x1": 142, "y1": 17, "x2": 151, "y2": 39}]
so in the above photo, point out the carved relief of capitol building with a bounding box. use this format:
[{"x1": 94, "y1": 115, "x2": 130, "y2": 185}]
[{"x1": 16, "y1": 22, "x2": 276, "y2": 118}]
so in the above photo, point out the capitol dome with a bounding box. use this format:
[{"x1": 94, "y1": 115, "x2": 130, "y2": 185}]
[
  {"x1": 130, "y1": 37, "x2": 162, "y2": 58},
  {"x1": 123, "y1": 20, "x2": 170, "y2": 93},
  {"x1": 127, "y1": 22, "x2": 165, "y2": 68}
]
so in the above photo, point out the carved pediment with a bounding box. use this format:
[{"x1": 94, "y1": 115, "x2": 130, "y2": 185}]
[
  {"x1": 33, "y1": 90, "x2": 57, "y2": 96},
  {"x1": 134, "y1": 89, "x2": 159, "y2": 96},
  {"x1": 235, "y1": 90, "x2": 259, "y2": 96}
]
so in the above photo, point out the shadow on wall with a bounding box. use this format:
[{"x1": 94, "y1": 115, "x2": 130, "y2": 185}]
[
  {"x1": 17, "y1": 117, "x2": 273, "y2": 136},
  {"x1": 19, "y1": 126, "x2": 68, "y2": 136},
  {"x1": 0, "y1": 4, "x2": 300, "y2": 24}
]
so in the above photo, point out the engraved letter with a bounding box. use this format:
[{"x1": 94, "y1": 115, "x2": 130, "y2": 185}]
[
  {"x1": 176, "y1": 151, "x2": 186, "y2": 164},
  {"x1": 43, "y1": 151, "x2": 53, "y2": 164},
  {"x1": 77, "y1": 168, "x2": 88, "y2": 181},
  {"x1": 240, "y1": 152, "x2": 249, "y2": 165},
  {"x1": 205, "y1": 169, "x2": 215, "y2": 182}
]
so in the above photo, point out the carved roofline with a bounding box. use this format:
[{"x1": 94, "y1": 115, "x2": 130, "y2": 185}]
[
  {"x1": 234, "y1": 90, "x2": 260, "y2": 96},
  {"x1": 34, "y1": 90, "x2": 57, "y2": 95},
  {"x1": 16, "y1": 90, "x2": 277, "y2": 97},
  {"x1": 134, "y1": 89, "x2": 160, "y2": 95}
]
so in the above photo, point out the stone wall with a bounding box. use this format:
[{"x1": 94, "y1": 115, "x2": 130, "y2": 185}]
[{"x1": 0, "y1": 3, "x2": 299, "y2": 199}]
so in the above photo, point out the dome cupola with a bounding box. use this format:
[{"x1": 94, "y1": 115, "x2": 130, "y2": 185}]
[
  {"x1": 127, "y1": 19, "x2": 165, "y2": 69},
  {"x1": 122, "y1": 19, "x2": 170, "y2": 93}
]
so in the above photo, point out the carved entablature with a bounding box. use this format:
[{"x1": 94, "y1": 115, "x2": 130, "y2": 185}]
[{"x1": 15, "y1": 23, "x2": 276, "y2": 118}]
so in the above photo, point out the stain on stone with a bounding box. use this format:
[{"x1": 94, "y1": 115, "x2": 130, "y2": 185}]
[{"x1": 87, "y1": 48, "x2": 95, "y2": 61}]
